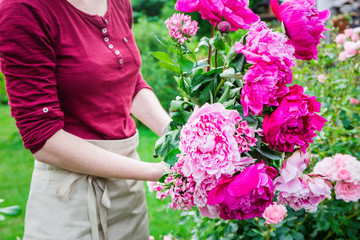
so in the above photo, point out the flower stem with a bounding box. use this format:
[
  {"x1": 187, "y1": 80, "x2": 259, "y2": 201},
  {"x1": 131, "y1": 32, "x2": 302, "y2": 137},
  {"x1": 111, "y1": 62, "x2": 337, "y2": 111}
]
[
  {"x1": 207, "y1": 25, "x2": 215, "y2": 72},
  {"x1": 214, "y1": 77, "x2": 226, "y2": 99}
]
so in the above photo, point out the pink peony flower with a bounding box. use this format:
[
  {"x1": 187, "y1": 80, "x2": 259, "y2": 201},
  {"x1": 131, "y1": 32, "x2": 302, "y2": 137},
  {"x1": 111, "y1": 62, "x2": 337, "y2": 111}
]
[
  {"x1": 344, "y1": 28, "x2": 354, "y2": 38},
  {"x1": 180, "y1": 103, "x2": 256, "y2": 182},
  {"x1": 235, "y1": 21, "x2": 296, "y2": 66},
  {"x1": 350, "y1": 97, "x2": 360, "y2": 105},
  {"x1": 270, "y1": 0, "x2": 330, "y2": 61},
  {"x1": 207, "y1": 162, "x2": 277, "y2": 220},
  {"x1": 280, "y1": 150, "x2": 310, "y2": 182},
  {"x1": 344, "y1": 41, "x2": 358, "y2": 57},
  {"x1": 175, "y1": 0, "x2": 259, "y2": 31},
  {"x1": 317, "y1": 74, "x2": 326, "y2": 83},
  {"x1": 313, "y1": 154, "x2": 360, "y2": 183},
  {"x1": 262, "y1": 203, "x2": 287, "y2": 224},
  {"x1": 335, "y1": 34, "x2": 346, "y2": 44},
  {"x1": 165, "y1": 13, "x2": 199, "y2": 45},
  {"x1": 149, "y1": 236, "x2": 155, "y2": 240},
  {"x1": 338, "y1": 51, "x2": 347, "y2": 61},
  {"x1": 263, "y1": 84, "x2": 327, "y2": 153},
  {"x1": 275, "y1": 174, "x2": 332, "y2": 212},
  {"x1": 334, "y1": 181, "x2": 360, "y2": 202},
  {"x1": 351, "y1": 33, "x2": 360, "y2": 42}
]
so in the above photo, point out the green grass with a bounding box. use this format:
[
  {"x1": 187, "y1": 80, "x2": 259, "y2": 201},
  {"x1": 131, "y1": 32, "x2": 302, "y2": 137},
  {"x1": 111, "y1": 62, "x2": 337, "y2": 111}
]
[{"x1": 0, "y1": 105, "x2": 192, "y2": 239}]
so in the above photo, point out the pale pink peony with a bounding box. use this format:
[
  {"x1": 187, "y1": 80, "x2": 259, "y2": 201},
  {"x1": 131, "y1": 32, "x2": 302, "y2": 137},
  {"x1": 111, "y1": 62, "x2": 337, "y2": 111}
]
[
  {"x1": 334, "y1": 181, "x2": 360, "y2": 202},
  {"x1": 350, "y1": 97, "x2": 360, "y2": 105},
  {"x1": 262, "y1": 204, "x2": 287, "y2": 224},
  {"x1": 180, "y1": 103, "x2": 256, "y2": 183},
  {"x1": 344, "y1": 28, "x2": 354, "y2": 38},
  {"x1": 263, "y1": 85, "x2": 327, "y2": 153},
  {"x1": 313, "y1": 154, "x2": 360, "y2": 184},
  {"x1": 335, "y1": 34, "x2": 346, "y2": 44},
  {"x1": 275, "y1": 174, "x2": 331, "y2": 212},
  {"x1": 175, "y1": 0, "x2": 259, "y2": 31},
  {"x1": 208, "y1": 162, "x2": 277, "y2": 220},
  {"x1": 338, "y1": 51, "x2": 347, "y2": 61},
  {"x1": 165, "y1": 13, "x2": 199, "y2": 45},
  {"x1": 149, "y1": 236, "x2": 155, "y2": 240},
  {"x1": 279, "y1": 150, "x2": 310, "y2": 182},
  {"x1": 270, "y1": 0, "x2": 330, "y2": 61},
  {"x1": 344, "y1": 41, "x2": 358, "y2": 57},
  {"x1": 317, "y1": 74, "x2": 326, "y2": 83},
  {"x1": 351, "y1": 33, "x2": 360, "y2": 42}
]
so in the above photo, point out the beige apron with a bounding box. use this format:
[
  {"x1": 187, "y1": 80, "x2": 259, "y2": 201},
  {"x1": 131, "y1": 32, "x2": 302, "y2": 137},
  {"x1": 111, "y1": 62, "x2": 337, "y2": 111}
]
[{"x1": 23, "y1": 132, "x2": 149, "y2": 240}]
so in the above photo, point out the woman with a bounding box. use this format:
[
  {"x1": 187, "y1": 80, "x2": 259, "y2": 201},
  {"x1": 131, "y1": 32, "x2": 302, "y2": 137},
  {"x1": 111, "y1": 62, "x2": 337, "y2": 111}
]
[{"x1": 0, "y1": 0, "x2": 171, "y2": 239}]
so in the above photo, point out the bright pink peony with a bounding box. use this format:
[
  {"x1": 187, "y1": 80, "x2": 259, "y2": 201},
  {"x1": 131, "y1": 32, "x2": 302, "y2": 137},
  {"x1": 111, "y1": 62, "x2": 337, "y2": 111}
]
[
  {"x1": 270, "y1": 0, "x2": 330, "y2": 61},
  {"x1": 334, "y1": 181, "x2": 360, "y2": 202},
  {"x1": 165, "y1": 13, "x2": 199, "y2": 45},
  {"x1": 262, "y1": 203, "x2": 287, "y2": 224},
  {"x1": 207, "y1": 162, "x2": 277, "y2": 220},
  {"x1": 240, "y1": 61, "x2": 293, "y2": 116},
  {"x1": 180, "y1": 103, "x2": 256, "y2": 182},
  {"x1": 313, "y1": 154, "x2": 360, "y2": 183},
  {"x1": 234, "y1": 21, "x2": 296, "y2": 66},
  {"x1": 175, "y1": 0, "x2": 259, "y2": 31},
  {"x1": 235, "y1": 21, "x2": 296, "y2": 116},
  {"x1": 263, "y1": 84, "x2": 327, "y2": 152}
]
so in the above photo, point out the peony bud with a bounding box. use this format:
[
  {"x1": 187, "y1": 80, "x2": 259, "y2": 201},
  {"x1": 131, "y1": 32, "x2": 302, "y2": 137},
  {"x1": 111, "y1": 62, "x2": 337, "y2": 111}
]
[{"x1": 217, "y1": 21, "x2": 231, "y2": 34}]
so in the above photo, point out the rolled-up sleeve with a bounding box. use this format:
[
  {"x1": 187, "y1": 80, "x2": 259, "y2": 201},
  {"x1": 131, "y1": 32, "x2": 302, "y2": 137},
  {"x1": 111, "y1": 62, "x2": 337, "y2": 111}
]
[{"x1": 0, "y1": 0, "x2": 64, "y2": 153}]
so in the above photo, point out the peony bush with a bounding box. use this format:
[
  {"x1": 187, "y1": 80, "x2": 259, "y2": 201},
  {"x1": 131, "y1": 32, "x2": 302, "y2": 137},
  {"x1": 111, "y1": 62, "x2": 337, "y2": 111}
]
[{"x1": 149, "y1": 0, "x2": 360, "y2": 239}]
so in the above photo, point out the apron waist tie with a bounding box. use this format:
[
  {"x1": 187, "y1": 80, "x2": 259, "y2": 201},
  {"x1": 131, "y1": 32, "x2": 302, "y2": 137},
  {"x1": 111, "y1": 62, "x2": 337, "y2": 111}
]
[{"x1": 56, "y1": 173, "x2": 111, "y2": 240}]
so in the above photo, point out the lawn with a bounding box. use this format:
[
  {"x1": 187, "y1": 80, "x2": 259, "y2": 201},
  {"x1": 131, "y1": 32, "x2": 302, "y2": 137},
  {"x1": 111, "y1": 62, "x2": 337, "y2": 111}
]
[{"x1": 0, "y1": 105, "x2": 192, "y2": 239}]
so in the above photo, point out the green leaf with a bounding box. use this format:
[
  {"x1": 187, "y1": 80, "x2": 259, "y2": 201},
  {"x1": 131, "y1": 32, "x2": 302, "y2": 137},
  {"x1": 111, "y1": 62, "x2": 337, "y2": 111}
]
[
  {"x1": 151, "y1": 51, "x2": 176, "y2": 65},
  {"x1": 192, "y1": 61, "x2": 209, "y2": 72},
  {"x1": 291, "y1": 230, "x2": 304, "y2": 240},
  {"x1": 163, "y1": 148, "x2": 181, "y2": 166},
  {"x1": 159, "y1": 62, "x2": 181, "y2": 74},
  {"x1": 214, "y1": 33, "x2": 225, "y2": 51},
  {"x1": 195, "y1": 36, "x2": 209, "y2": 52},
  {"x1": 256, "y1": 145, "x2": 283, "y2": 160},
  {"x1": 0, "y1": 206, "x2": 21, "y2": 216},
  {"x1": 178, "y1": 57, "x2": 194, "y2": 74},
  {"x1": 154, "y1": 129, "x2": 181, "y2": 158}
]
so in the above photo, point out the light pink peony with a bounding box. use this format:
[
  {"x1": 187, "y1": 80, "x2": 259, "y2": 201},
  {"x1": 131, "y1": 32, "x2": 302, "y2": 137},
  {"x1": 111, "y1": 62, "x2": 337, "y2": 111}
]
[
  {"x1": 270, "y1": 0, "x2": 330, "y2": 61},
  {"x1": 338, "y1": 51, "x2": 347, "y2": 61},
  {"x1": 180, "y1": 103, "x2": 256, "y2": 183},
  {"x1": 350, "y1": 97, "x2": 360, "y2": 105},
  {"x1": 313, "y1": 154, "x2": 360, "y2": 183},
  {"x1": 262, "y1": 204, "x2": 287, "y2": 224},
  {"x1": 276, "y1": 174, "x2": 331, "y2": 212},
  {"x1": 334, "y1": 181, "x2": 360, "y2": 202},
  {"x1": 344, "y1": 28, "x2": 354, "y2": 38},
  {"x1": 335, "y1": 34, "x2": 346, "y2": 44},
  {"x1": 207, "y1": 162, "x2": 277, "y2": 220},
  {"x1": 263, "y1": 84, "x2": 327, "y2": 153},
  {"x1": 175, "y1": 0, "x2": 259, "y2": 31},
  {"x1": 275, "y1": 151, "x2": 331, "y2": 212},
  {"x1": 317, "y1": 74, "x2": 326, "y2": 83},
  {"x1": 351, "y1": 33, "x2": 360, "y2": 42},
  {"x1": 165, "y1": 13, "x2": 199, "y2": 45},
  {"x1": 344, "y1": 41, "x2": 358, "y2": 57}
]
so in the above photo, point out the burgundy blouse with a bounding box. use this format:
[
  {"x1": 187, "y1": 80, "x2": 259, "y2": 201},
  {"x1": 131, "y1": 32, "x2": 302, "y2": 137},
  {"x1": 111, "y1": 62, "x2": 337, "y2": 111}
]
[{"x1": 0, "y1": 0, "x2": 152, "y2": 153}]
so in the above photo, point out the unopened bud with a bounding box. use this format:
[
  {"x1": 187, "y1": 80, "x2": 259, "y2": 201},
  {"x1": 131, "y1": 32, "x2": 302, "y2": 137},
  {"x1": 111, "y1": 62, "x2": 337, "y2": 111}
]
[{"x1": 217, "y1": 21, "x2": 231, "y2": 33}]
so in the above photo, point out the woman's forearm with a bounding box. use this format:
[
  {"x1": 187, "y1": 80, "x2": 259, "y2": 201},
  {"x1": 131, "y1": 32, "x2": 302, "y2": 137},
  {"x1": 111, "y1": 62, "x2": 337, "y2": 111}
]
[
  {"x1": 33, "y1": 129, "x2": 165, "y2": 181},
  {"x1": 131, "y1": 88, "x2": 172, "y2": 136}
]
